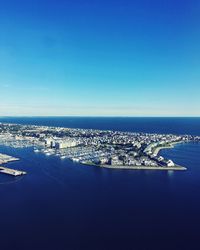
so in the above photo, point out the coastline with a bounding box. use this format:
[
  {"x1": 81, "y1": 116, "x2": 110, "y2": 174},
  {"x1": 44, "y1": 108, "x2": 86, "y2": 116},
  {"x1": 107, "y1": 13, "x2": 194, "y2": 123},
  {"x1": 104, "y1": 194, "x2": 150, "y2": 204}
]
[{"x1": 152, "y1": 141, "x2": 183, "y2": 156}]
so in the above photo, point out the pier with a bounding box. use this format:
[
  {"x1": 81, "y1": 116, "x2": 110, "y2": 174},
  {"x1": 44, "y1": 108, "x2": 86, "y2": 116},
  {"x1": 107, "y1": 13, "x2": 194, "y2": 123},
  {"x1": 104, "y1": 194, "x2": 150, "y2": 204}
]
[
  {"x1": 0, "y1": 166, "x2": 26, "y2": 176},
  {"x1": 0, "y1": 153, "x2": 19, "y2": 164}
]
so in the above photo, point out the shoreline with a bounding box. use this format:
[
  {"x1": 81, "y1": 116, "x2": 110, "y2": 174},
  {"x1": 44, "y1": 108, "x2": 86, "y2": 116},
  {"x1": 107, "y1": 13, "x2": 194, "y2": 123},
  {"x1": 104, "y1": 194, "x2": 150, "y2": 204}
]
[{"x1": 152, "y1": 141, "x2": 183, "y2": 156}]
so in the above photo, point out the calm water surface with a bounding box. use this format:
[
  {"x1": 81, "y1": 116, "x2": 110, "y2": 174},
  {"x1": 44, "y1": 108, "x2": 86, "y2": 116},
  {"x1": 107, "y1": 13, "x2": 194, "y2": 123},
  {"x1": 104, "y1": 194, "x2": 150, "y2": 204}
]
[{"x1": 0, "y1": 117, "x2": 200, "y2": 250}]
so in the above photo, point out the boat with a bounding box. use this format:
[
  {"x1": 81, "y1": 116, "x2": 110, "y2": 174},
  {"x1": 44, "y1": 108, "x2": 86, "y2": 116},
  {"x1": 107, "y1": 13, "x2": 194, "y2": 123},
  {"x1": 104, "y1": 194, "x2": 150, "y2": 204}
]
[
  {"x1": 45, "y1": 152, "x2": 52, "y2": 156},
  {"x1": 60, "y1": 155, "x2": 66, "y2": 159},
  {"x1": 72, "y1": 158, "x2": 79, "y2": 162}
]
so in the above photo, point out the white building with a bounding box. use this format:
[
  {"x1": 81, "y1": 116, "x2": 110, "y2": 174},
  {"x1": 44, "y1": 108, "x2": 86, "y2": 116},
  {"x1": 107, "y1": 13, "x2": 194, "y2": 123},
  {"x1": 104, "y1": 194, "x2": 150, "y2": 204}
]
[
  {"x1": 167, "y1": 160, "x2": 175, "y2": 167},
  {"x1": 55, "y1": 139, "x2": 77, "y2": 149},
  {"x1": 45, "y1": 138, "x2": 53, "y2": 147}
]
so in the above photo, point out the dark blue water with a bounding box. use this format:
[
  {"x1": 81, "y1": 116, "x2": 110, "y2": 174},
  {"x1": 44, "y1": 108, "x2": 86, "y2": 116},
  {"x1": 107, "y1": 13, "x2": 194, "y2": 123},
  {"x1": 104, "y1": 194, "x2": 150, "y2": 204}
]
[
  {"x1": 0, "y1": 116, "x2": 200, "y2": 135},
  {"x1": 0, "y1": 117, "x2": 200, "y2": 250}
]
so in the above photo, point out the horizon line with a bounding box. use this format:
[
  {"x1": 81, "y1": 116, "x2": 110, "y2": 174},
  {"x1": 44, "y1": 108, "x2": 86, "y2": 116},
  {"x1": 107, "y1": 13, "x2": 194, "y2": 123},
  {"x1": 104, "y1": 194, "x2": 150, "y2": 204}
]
[{"x1": 0, "y1": 115, "x2": 200, "y2": 118}]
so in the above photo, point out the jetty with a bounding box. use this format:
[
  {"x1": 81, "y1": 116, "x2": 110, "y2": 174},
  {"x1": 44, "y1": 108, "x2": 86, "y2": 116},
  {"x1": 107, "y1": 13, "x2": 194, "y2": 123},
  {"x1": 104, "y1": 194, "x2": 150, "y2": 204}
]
[
  {"x1": 0, "y1": 166, "x2": 26, "y2": 176},
  {"x1": 0, "y1": 153, "x2": 19, "y2": 164}
]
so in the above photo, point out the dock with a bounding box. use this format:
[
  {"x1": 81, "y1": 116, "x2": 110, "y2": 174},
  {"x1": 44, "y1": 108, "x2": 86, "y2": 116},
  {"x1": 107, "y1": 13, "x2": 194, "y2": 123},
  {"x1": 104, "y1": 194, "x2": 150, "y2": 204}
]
[{"x1": 0, "y1": 166, "x2": 26, "y2": 176}]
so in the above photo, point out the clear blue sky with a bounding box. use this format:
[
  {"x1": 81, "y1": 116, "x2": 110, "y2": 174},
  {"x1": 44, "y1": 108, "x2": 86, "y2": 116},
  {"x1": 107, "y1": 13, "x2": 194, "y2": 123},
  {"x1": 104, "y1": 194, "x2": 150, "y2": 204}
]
[{"x1": 0, "y1": 0, "x2": 200, "y2": 116}]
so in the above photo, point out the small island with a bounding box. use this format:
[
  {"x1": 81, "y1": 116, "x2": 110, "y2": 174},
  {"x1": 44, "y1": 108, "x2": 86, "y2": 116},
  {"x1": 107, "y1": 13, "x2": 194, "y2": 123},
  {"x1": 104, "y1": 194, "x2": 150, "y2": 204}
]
[{"x1": 0, "y1": 122, "x2": 199, "y2": 171}]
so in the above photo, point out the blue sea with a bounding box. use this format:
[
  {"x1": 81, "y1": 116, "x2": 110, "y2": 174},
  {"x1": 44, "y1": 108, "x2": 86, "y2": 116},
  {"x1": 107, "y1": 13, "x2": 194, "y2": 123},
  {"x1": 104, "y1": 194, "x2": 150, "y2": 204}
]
[{"x1": 0, "y1": 117, "x2": 200, "y2": 250}]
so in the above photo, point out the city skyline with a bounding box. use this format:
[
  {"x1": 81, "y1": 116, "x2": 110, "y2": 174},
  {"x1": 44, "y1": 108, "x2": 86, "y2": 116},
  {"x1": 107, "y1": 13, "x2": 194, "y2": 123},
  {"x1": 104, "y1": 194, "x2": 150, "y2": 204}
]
[{"x1": 0, "y1": 0, "x2": 200, "y2": 116}]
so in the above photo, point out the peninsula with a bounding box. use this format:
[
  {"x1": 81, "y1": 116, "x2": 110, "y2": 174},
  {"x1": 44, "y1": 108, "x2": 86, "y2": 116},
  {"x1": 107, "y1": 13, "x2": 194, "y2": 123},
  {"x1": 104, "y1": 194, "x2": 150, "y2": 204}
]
[{"x1": 0, "y1": 122, "x2": 199, "y2": 171}]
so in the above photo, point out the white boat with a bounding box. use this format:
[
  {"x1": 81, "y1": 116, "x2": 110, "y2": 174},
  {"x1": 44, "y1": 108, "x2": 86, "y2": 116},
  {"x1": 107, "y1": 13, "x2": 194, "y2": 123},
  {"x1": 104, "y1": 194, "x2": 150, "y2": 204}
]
[
  {"x1": 46, "y1": 152, "x2": 53, "y2": 156},
  {"x1": 72, "y1": 158, "x2": 79, "y2": 162},
  {"x1": 60, "y1": 155, "x2": 66, "y2": 159}
]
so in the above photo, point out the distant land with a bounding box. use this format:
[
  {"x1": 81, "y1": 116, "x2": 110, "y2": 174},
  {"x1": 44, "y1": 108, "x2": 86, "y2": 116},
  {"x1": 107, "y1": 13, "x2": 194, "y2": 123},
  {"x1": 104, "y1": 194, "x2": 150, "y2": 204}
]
[{"x1": 1, "y1": 122, "x2": 199, "y2": 172}]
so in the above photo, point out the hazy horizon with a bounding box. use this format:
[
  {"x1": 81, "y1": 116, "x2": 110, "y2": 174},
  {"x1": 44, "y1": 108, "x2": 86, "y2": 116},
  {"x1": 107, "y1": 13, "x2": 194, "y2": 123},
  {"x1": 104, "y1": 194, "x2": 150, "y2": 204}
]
[{"x1": 0, "y1": 115, "x2": 200, "y2": 118}]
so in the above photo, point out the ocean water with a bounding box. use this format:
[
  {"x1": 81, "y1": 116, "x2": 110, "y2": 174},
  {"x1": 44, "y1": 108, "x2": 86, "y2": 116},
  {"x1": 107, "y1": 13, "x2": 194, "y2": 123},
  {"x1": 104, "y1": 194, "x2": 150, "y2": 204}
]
[
  {"x1": 0, "y1": 116, "x2": 200, "y2": 135},
  {"x1": 0, "y1": 117, "x2": 200, "y2": 250}
]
